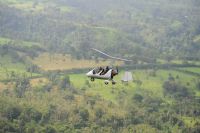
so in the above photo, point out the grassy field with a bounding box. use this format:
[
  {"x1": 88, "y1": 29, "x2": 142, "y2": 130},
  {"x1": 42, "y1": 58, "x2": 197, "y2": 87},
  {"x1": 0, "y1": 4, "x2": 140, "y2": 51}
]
[
  {"x1": 70, "y1": 69, "x2": 200, "y2": 103},
  {"x1": 0, "y1": 66, "x2": 40, "y2": 81},
  {"x1": 32, "y1": 53, "x2": 123, "y2": 71},
  {"x1": 0, "y1": 0, "x2": 72, "y2": 13},
  {"x1": 179, "y1": 67, "x2": 200, "y2": 74},
  {"x1": 0, "y1": 82, "x2": 7, "y2": 90},
  {"x1": 0, "y1": 37, "x2": 11, "y2": 45},
  {"x1": 158, "y1": 59, "x2": 200, "y2": 65},
  {"x1": 0, "y1": 37, "x2": 40, "y2": 47},
  {"x1": 0, "y1": 55, "x2": 26, "y2": 80},
  {"x1": 30, "y1": 77, "x2": 49, "y2": 88},
  {"x1": 0, "y1": 55, "x2": 40, "y2": 80},
  {"x1": 0, "y1": 0, "x2": 43, "y2": 12}
]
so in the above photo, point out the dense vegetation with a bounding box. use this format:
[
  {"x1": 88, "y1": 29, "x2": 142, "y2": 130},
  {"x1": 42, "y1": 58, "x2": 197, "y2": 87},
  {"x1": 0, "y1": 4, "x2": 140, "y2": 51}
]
[
  {"x1": 1, "y1": 69, "x2": 200, "y2": 132},
  {"x1": 0, "y1": 0, "x2": 200, "y2": 59},
  {"x1": 0, "y1": 0, "x2": 200, "y2": 133}
]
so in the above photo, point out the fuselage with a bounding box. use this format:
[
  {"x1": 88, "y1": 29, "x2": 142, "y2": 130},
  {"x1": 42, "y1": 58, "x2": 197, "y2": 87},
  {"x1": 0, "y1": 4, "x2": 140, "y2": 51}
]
[{"x1": 86, "y1": 69, "x2": 112, "y2": 80}]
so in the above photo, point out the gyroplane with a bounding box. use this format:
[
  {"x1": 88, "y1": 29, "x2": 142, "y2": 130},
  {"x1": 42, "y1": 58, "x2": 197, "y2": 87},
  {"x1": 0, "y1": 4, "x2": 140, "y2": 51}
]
[{"x1": 86, "y1": 48, "x2": 132, "y2": 85}]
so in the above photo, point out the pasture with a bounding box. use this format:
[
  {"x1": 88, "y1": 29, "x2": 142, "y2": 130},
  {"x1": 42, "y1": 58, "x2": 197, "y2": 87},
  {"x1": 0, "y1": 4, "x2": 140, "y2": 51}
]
[
  {"x1": 0, "y1": 37, "x2": 40, "y2": 47},
  {"x1": 179, "y1": 67, "x2": 200, "y2": 74},
  {"x1": 70, "y1": 69, "x2": 200, "y2": 103},
  {"x1": 32, "y1": 53, "x2": 123, "y2": 71},
  {"x1": 0, "y1": 0, "x2": 72, "y2": 13},
  {"x1": 0, "y1": 55, "x2": 40, "y2": 80}
]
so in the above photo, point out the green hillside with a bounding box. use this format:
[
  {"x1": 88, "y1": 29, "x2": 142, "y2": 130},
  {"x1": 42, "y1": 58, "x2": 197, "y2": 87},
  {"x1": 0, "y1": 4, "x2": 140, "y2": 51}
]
[
  {"x1": 0, "y1": 0, "x2": 199, "y2": 59},
  {"x1": 0, "y1": 0, "x2": 200, "y2": 132}
]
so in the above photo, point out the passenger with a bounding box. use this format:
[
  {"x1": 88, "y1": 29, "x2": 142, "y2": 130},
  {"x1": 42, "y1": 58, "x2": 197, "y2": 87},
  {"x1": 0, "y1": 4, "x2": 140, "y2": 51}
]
[
  {"x1": 106, "y1": 66, "x2": 109, "y2": 72},
  {"x1": 98, "y1": 67, "x2": 103, "y2": 73},
  {"x1": 100, "y1": 66, "x2": 110, "y2": 75},
  {"x1": 100, "y1": 68, "x2": 105, "y2": 75}
]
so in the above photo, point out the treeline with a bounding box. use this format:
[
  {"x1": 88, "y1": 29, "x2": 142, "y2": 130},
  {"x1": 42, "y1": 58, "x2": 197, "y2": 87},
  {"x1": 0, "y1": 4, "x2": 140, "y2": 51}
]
[{"x1": 0, "y1": 44, "x2": 44, "y2": 59}]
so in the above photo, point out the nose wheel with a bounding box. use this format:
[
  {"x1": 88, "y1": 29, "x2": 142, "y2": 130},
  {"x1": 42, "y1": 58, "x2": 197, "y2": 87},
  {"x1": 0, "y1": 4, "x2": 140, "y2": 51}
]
[{"x1": 104, "y1": 80, "x2": 109, "y2": 85}]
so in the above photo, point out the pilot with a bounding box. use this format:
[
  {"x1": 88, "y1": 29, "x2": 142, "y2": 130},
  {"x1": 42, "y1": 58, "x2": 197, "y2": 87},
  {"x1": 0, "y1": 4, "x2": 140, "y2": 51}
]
[{"x1": 100, "y1": 66, "x2": 110, "y2": 75}]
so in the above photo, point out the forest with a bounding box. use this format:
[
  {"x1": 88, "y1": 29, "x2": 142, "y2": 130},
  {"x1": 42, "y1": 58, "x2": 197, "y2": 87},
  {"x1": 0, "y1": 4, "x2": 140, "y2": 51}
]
[{"x1": 0, "y1": 0, "x2": 200, "y2": 132}]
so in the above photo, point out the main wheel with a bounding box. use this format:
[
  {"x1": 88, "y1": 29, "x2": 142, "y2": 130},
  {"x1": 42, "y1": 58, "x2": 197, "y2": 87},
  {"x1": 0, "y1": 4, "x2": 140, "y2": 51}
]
[
  {"x1": 91, "y1": 77, "x2": 95, "y2": 82},
  {"x1": 112, "y1": 81, "x2": 116, "y2": 85}
]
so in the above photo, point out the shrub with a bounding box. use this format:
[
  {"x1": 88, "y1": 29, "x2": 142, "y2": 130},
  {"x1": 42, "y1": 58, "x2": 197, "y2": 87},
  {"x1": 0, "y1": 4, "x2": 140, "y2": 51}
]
[
  {"x1": 20, "y1": 107, "x2": 42, "y2": 123},
  {"x1": 163, "y1": 81, "x2": 194, "y2": 98},
  {"x1": 79, "y1": 108, "x2": 89, "y2": 121},
  {"x1": 0, "y1": 121, "x2": 18, "y2": 132},
  {"x1": 4, "y1": 106, "x2": 22, "y2": 121},
  {"x1": 44, "y1": 126, "x2": 57, "y2": 133},
  {"x1": 133, "y1": 93, "x2": 143, "y2": 102},
  {"x1": 95, "y1": 108, "x2": 104, "y2": 119},
  {"x1": 59, "y1": 75, "x2": 70, "y2": 90}
]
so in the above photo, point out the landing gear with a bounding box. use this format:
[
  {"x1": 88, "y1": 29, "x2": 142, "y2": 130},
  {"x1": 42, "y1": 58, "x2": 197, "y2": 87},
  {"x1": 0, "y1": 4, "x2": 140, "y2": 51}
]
[
  {"x1": 91, "y1": 77, "x2": 95, "y2": 82},
  {"x1": 112, "y1": 81, "x2": 116, "y2": 85},
  {"x1": 104, "y1": 80, "x2": 116, "y2": 85},
  {"x1": 104, "y1": 80, "x2": 109, "y2": 85}
]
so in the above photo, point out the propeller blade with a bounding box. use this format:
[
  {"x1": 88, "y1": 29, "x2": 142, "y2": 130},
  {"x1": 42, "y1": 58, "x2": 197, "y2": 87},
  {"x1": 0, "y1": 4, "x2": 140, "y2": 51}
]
[{"x1": 91, "y1": 48, "x2": 132, "y2": 62}]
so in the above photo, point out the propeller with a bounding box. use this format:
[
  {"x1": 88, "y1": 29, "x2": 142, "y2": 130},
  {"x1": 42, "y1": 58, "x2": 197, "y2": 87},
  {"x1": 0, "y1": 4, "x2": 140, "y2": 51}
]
[
  {"x1": 116, "y1": 66, "x2": 119, "y2": 74},
  {"x1": 91, "y1": 48, "x2": 132, "y2": 62}
]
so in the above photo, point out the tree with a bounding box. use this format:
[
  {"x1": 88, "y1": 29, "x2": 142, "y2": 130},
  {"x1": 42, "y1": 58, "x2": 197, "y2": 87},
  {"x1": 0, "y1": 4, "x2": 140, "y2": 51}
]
[
  {"x1": 4, "y1": 106, "x2": 21, "y2": 121},
  {"x1": 133, "y1": 93, "x2": 143, "y2": 102},
  {"x1": 149, "y1": 69, "x2": 157, "y2": 77},
  {"x1": 0, "y1": 121, "x2": 18, "y2": 133},
  {"x1": 95, "y1": 108, "x2": 104, "y2": 119},
  {"x1": 26, "y1": 65, "x2": 40, "y2": 73},
  {"x1": 14, "y1": 78, "x2": 30, "y2": 98},
  {"x1": 196, "y1": 79, "x2": 200, "y2": 90},
  {"x1": 47, "y1": 72, "x2": 60, "y2": 85},
  {"x1": 19, "y1": 107, "x2": 42, "y2": 123},
  {"x1": 168, "y1": 75, "x2": 175, "y2": 81},
  {"x1": 59, "y1": 75, "x2": 70, "y2": 90},
  {"x1": 165, "y1": 55, "x2": 173, "y2": 63},
  {"x1": 0, "y1": 45, "x2": 8, "y2": 56},
  {"x1": 44, "y1": 126, "x2": 57, "y2": 133},
  {"x1": 79, "y1": 108, "x2": 89, "y2": 121},
  {"x1": 64, "y1": 94, "x2": 74, "y2": 101},
  {"x1": 163, "y1": 81, "x2": 194, "y2": 98},
  {"x1": 43, "y1": 84, "x2": 53, "y2": 92}
]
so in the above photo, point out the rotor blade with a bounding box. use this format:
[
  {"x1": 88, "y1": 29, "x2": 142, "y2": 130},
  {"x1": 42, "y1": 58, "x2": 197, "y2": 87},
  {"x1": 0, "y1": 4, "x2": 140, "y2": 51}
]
[{"x1": 91, "y1": 48, "x2": 132, "y2": 62}]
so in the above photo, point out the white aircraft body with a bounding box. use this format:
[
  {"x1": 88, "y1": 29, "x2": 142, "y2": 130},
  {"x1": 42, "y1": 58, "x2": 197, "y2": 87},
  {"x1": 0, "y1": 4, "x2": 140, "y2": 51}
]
[
  {"x1": 86, "y1": 69, "x2": 112, "y2": 79},
  {"x1": 86, "y1": 67, "x2": 117, "y2": 85},
  {"x1": 86, "y1": 48, "x2": 132, "y2": 85}
]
